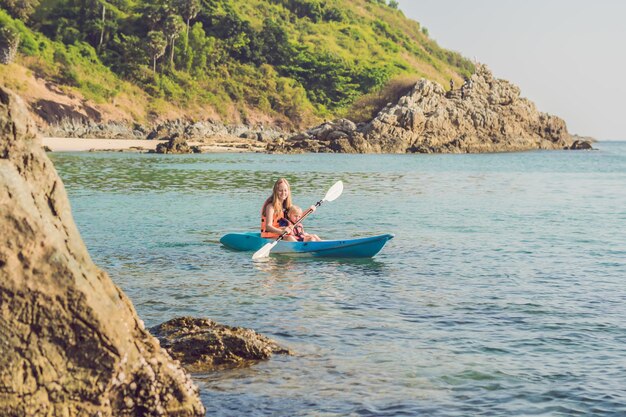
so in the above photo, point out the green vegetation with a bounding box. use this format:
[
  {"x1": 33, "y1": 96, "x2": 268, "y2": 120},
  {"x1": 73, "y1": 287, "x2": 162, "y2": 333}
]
[{"x1": 0, "y1": 0, "x2": 474, "y2": 127}]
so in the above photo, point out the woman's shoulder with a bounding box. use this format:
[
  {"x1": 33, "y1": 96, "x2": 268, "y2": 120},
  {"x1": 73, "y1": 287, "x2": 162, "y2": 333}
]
[{"x1": 261, "y1": 197, "x2": 273, "y2": 211}]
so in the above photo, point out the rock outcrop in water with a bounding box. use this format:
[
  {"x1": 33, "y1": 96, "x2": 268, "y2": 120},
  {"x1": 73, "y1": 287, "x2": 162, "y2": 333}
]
[
  {"x1": 151, "y1": 317, "x2": 292, "y2": 372},
  {"x1": 154, "y1": 134, "x2": 201, "y2": 154},
  {"x1": 270, "y1": 64, "x2": 589, "y2": 154},
  {"x1": 0, "y1": 87, "x2": 204, "y2": 416}
]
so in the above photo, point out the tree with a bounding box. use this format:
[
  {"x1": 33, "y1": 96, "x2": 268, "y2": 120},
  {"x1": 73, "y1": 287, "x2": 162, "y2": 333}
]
[
  {"x1": 147, "y1": 31, "x2": 167, "y2": 72},
  {"x1": 280, "y1": 48, "x2": 363, "y2": 109},
  {"x1": 204, "y1": 8, "x2": 256, "y2": 62},
  {"x1": 138, "y1": 0, "x2": 171, "y2": 31},
  {"x1": 356, "y1": 65, "x2": 391, "y2": 92},
  {"x1": 97, "y1": 1, "x2": 106, "y2": 49},
  {"x1": 259, "y1": 18, "x2": 292, "y2": 65},
  {"x1": 163, "y1": 14, "x2": 185, "y2": 67},
  {"x1": 82, "y1": 1, "x2": 121, "y2": 51},
  {"x1": 0, "y1": 0, "x2": 40, "y2": 21},
  {"x1": 175, "y1": 0, "x2": 201, "y2": 48},
  {"x1": 0, "y1": 26, "x2": 20, "y2": 65}
]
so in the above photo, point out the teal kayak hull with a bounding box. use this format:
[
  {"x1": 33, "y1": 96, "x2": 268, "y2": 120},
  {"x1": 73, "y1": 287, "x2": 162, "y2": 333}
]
[{"x1": 220, "y1": 232, "x2": 394, "y2": 258}]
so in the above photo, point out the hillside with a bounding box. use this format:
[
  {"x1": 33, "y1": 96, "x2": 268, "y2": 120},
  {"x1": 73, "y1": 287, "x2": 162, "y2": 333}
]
[{"x1": 0, "y1": 0, "x2": 474, "y2": 131}]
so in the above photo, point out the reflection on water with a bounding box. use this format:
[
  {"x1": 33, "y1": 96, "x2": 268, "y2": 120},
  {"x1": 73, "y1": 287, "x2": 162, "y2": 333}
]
[
  {"x1": 252, "y1": 256, "x2": 389, "y2": 285},
  {"x1": 50, "y1": 143, "x2": 626, "y2": 416}
]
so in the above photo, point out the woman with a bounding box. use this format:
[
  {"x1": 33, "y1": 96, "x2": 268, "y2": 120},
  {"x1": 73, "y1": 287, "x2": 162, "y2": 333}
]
[{"x1": 261, "y1": 178, "x2": 296, "y2": 241}]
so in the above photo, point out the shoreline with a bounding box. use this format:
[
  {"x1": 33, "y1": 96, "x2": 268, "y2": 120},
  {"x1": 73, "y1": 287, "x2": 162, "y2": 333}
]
[
  {"x1": 42, "y1": 137, "x2": 167, "y2": 152},
  {"x1": 42, "y1": 137, "x2": 262, "y2": 153},
  {"x1": 41, "y1": 136, "x2": 609, "y2": 154}
]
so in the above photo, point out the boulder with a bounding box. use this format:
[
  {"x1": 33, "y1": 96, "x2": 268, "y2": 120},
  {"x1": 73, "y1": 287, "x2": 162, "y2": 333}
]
[
  {"x1": 0, "y1": 86, "x2": 204, "y2": 416},
  {"x1": 327, "y1": 130, "x2": 349, "y2": 141},
  {"x1": 147, "y1": 119, "x2": 187, "y2": 140},
  {"x1": 333, "y1": 118, "x2": 357, "y2": 133},
  {"x1": 239, "y1": 131, "x2": 258, "y2": 140},
  {"x1": 151, "y1": 317, "x2": 292, "y2": 372},
  {"x1": 568, "y1": 140, "x2": 593, "y2": 150},
  {"x1": 155, "y1": 134, "x2": 201, "y2": 154}
]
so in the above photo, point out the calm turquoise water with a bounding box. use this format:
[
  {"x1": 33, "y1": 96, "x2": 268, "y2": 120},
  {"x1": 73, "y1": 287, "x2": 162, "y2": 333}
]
[{"x1": 50, "y1": 143, "x2": 626, "y2": 416}]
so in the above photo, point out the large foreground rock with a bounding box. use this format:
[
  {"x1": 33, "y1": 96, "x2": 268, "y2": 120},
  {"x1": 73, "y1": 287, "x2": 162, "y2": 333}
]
[
  {"x1": 272, "y1": 64, "x2": 588, "y2": 153},
  {"x1": 151, "y1": 317, "x2": 292, "y2": 372},
  {"x1": 0, "y1": 87, "x2": 204, "y2": 416}
]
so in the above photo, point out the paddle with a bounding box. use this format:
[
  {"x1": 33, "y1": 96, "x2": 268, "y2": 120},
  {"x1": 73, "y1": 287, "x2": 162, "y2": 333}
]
[{"x1": 252, "y1": 180, "x2": 344, "y2": 260}]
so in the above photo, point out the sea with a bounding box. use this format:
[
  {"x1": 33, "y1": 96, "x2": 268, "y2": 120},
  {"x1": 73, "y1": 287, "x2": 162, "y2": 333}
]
[{"x1": 49, "y1": 141, "x2": 626, "y2": 416}]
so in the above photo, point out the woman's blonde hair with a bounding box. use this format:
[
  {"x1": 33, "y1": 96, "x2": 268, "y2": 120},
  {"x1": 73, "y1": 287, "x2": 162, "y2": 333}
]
[{"x1": 263, "y1": 178, "x2": 292, "y2": 218}]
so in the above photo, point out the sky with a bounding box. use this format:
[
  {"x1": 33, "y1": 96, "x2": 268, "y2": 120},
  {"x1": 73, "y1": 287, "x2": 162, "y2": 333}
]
[{"x1": 396, "y1": 0, "x2": 626, "y2": 140}]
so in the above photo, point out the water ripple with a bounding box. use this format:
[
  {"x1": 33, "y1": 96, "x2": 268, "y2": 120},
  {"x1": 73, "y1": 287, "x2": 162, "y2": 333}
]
[{"x1": 50, "y1": 143, "x2": 626, "y2": 416}]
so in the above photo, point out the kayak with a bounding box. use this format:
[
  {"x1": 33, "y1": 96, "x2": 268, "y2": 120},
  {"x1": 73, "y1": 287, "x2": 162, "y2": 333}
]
[
  {"x1": 220, "y1": 232, "x2": 394, "y2": 258},
  {"x1": 220, "y1": 233, "x2": 393, "y2": 258}
]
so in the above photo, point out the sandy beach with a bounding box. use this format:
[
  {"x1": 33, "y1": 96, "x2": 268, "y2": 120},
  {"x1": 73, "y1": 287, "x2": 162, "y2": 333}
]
[
  {"x1": 42, "y1": 137, "x2": 168, "y2": 152},
  {"x1": 42, "y1": 137, "x2": 264, "y2": 152}
]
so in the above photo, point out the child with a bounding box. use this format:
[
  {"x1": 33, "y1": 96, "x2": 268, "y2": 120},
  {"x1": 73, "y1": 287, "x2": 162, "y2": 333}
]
[{"x1": 282, "y1": 205, "x2": 321, "y2": 242}]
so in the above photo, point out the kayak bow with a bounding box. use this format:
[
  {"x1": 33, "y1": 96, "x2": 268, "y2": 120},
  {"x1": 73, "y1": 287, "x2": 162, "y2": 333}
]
[{"x1": 220, "y1": 232, "x2": 393, "y2": 258}]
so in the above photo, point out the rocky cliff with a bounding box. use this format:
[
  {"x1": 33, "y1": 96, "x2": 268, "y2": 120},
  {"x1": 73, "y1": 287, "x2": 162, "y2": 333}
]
[
  {"x1": 270, "y1": 65, "x2": 584, "y2": 153},
  {"x1": 0, "y1": 87, "x2": 204, "y2": 416}
]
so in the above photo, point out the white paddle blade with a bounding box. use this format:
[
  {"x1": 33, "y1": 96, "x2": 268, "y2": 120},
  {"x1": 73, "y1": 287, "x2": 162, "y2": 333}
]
[
  {"x1": 323, "y1": 180, "x2": 343, "y2": 202},
  {"x1": 252, "y1": 241, "x2": 277, "y2": 260}
]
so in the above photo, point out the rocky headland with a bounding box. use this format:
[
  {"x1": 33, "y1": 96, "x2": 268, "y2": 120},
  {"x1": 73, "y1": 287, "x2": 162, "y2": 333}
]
[{"x1": 269, "y1": 64, "x2": 591, "y2": 154}]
